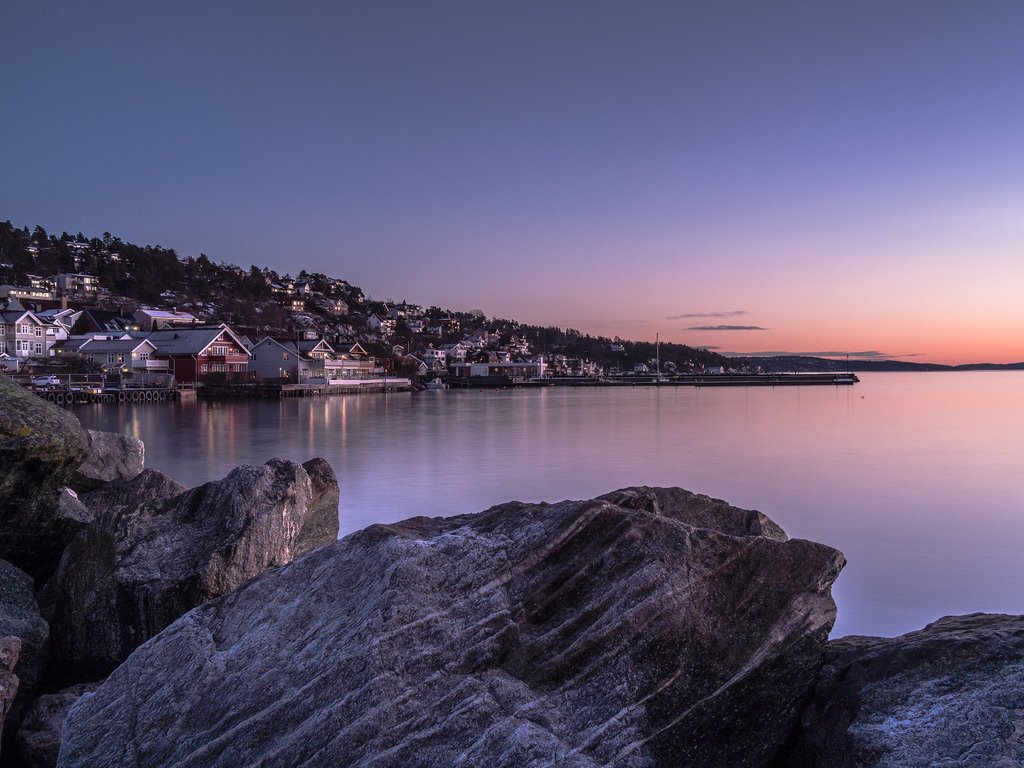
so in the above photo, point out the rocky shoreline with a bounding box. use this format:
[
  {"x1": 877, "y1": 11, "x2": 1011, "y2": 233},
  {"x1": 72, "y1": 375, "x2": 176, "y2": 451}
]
[{"x1": 1, "y1": 375, "x2": 1020, "y2": 766}]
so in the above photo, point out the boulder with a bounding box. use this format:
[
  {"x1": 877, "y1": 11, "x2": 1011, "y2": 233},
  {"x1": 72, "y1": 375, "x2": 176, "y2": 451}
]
[
  {"x1": 0, "y1": 637, "x2": 20, "y2": 765},
  {"x1": 69, "y1": 430, "x2": 144, "y2": 493},
  {"x1": 776, "y1": 613, "x2": 1024, "y2": 768},
  {"x1": 15, "y1": 683, "x2": 101, "y2": 768},
  {"x1": 0, "y1": 559, "x2": 48, "y2": 747},
  {"x1": 59, "y1": 487, "x2": 843, "y2": 768},
  {"x1": 0, "y1": 376, "x2": 89, "y2": 577},
  {"x1": 48, "y1": 458, "x2": 336, "y2": 685}
]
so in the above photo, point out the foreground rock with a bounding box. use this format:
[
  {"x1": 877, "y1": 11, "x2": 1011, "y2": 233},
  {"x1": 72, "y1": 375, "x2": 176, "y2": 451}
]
[
  {"x1": 68, "y1": 430, "x2": 144, "y2": 493},
  {"x1": 0, "y1": 637, "x2": 20, "y2": 764},
  {"x1": 777, "y1": 613, "x2": 1024, "y2": 768},
  {"x1": 60, "y1": 487, "x2": 843, "y2": 768},
  {"x1": 48, "y1": 459, "x2": 339, "y2": 685},
  {"x1": 0, "y1": 376, "x2": 89, "y2": 577},
  {"x1": 0, "y1": 559, "x2": 48, "y2": 746},
  {"x1": 15, "y1": 683, "x2": 101, "y2": 768}
]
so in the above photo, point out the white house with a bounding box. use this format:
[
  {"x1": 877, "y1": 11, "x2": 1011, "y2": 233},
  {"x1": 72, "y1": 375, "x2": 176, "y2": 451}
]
[{"x1": 0, "y1": 310, "x2": 51, "y2": 358}]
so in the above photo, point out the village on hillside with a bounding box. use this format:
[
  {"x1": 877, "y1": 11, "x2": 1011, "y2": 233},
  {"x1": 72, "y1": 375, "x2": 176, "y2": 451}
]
[{"x1": 0, "y1": 222, "x2": 745, "y2": 394}]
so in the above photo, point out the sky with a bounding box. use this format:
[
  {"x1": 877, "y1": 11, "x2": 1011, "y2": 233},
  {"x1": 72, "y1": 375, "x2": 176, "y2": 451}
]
[{"x1": 2, "y1": 1, "x2": 1023, "y2": 364}]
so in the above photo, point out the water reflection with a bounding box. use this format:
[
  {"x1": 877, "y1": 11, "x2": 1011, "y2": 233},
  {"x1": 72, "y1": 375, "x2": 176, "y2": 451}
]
[{"x1": 77, "y1": 373, "x2": 1024, "y2": 638}]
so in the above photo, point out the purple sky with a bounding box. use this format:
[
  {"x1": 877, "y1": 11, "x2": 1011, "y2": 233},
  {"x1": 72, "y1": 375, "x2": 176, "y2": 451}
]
[{"x1": 3, "y1": 1, "x2": 1023, "y2": 363}]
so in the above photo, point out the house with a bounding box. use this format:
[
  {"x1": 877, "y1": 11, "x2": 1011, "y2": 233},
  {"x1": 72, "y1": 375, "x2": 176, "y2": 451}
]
[
  {"x1": 318, "y1": 297, "x2": 349, "y2": 316},
  {"x1": 367, "y1": 312, "x2": 395, "y2": 336},
  {"x1": 0, "y1": 285, "x2": 56, "y2": 301},
  {"x1": 421, "y1": 347, "x2": 446, "y2": 369},
  {"x1": 56, "y1": 273, "x2": 100, "y2": 295},
  {"x1": 439, "y1": 342, "x2": 468, "y2": 363},
  {"x1": 147, "y1": 325, "x2": 252, "y2": 384},
  {"x1": 249, "y1": 337, "x2": 305, "y2": 382},
  {"x1": 79, "y1": 338, "x2": 166, "y2": 373},
  {"x1": 449, "y1": 359, "x2": 546, "y2": 379},
  {"x1": 77, "y1": 309, "x2": 141, "y2": 334},
  {"x1": 280, "y1": 296, "x2": 306, "y2": 312},
  {"x1": 134, "y1": 307, "x2": 200, "y2": 331},
  {"x1": 0, "y1": 352, "x2": 20, "y2": 372},
  {"x1": 0, "y1": 309, "x2": 51, "y2": 358},
  {"x1": 402, "y1": 354, "x2": 428, "y2": 376}
]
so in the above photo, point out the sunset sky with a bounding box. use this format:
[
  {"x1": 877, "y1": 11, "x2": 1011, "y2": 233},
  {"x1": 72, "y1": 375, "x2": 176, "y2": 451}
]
[{"x1": 2, "y1": 1, "x2": 1022, "y2": 364}]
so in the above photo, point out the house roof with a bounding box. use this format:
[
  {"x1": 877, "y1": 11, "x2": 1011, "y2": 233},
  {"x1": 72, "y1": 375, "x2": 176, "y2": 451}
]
[
  {"x1": 147, "y1": 325, "x2": 251, "y2": 356},
  {"x1": 297, "y1": 339, "x2": 335, "y2": 355},
  {"x1": 1, "y1": 310, "x2": 41, "y2": 324},
  {"x1": 80, "y1": 338, "x2": 156, "y2": 354},
  {"x1": 81, "y1": 309, "x2": 138, "y2": 332},
  {"x1": 136, "y1": 307, "x2": 199, "y2": 322}
]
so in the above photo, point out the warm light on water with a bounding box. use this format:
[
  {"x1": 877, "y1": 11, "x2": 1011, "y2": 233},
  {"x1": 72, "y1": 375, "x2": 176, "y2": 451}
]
[{"x1": 77, "y1": 372, "x2": 1024, "y2": 638}]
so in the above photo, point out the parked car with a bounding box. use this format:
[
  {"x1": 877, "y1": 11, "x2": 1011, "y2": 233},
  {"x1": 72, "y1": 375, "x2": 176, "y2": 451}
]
[{"x1": 31, "y1": 375, "x2": 62, "y2": 388}]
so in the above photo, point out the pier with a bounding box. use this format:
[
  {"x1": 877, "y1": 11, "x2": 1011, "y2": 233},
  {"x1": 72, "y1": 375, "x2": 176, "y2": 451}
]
[{"x1": 448, "y1": 372, "x2": 859, "y2": 389}]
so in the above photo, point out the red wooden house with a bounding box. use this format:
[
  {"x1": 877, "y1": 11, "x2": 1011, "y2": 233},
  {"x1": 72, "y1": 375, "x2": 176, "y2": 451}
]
[{"x1": 147, "y1": 324, "x2": 252, "y2": 385}]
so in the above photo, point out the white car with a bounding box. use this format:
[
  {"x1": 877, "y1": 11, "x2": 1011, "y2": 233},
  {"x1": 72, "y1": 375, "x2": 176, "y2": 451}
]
[{"x1": 31, "y1": 375, "x2": 62, "y2": 388}]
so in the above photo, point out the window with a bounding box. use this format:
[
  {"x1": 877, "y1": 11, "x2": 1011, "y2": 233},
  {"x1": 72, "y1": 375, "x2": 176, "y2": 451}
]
[
  {"x1": 200, "y1": 364, "x2": 208, "y2": 373},
  {"x1": 140, "y1": 352, "x2": 149, "y2": 360},
  {"x1": 108, "y1": 354, "x2": 117, "y2": 363},
  {"x1": 211, "y1": 345, "x2": 228, "y2": 356},
  {"x1": 283, "y1": 353, "x2": 290, "y2": 360},
  {"x1": 0, "y1": 326, "x2": 5, "y2": 335},
  {"x1": 34, "y1": 343, "x2": 42, "y2": 355},
  {"x1": 34, "y1": 327, "x2": 42, "y2": 337}
]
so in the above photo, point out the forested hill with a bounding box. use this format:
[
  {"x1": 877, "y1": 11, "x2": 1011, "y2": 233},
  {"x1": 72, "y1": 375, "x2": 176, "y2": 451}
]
[{"x1": 0, "y1": 220, "x2": 734, "y2": 371}]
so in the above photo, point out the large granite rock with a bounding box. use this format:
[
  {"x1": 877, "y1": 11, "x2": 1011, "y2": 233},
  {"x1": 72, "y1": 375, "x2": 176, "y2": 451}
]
[
  {"x1": 0, "y1": 376, "x2": 89, "y2": 577},
  {"x1": 69, "y1": 430, "x2": 144, "y2": 493},
  {"x1": 15, "y1": 683, "x2": 101, "y2": 768},
  {"x1": 48, "y1": 458, "x2": 338, "y2": 685},
  {"x1": 0, "y1": 559, "x2": 48, "y2": 748},
  {"x1": 776, "y1": 613, "x2": 1024, "y2": 768},
  {"x1": 59, "y1": 487, "x2": 843, "y2": 768}
]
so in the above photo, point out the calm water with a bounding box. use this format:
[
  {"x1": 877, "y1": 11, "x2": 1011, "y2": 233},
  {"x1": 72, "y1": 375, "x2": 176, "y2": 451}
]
[{"x1": 76, "y1": 372, "x2": 1024, "y2": 638}]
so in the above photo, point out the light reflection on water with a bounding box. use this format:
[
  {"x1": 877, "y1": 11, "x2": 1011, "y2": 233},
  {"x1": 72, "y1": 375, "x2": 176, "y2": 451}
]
[{"x1": 76, "y1": 372, "x2": 1024, "y2": 638}]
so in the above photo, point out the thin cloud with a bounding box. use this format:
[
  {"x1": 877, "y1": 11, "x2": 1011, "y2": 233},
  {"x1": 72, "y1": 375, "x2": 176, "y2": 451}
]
[
  {"x1": 719, "y1": 350, "x2": 922, "y2": 359},
  {"x1": 685, "y1": 325, "x2": 767, "y2": 331},
  {"x1": 668, "y1": 310, "x2": 750, "y2": 320}
]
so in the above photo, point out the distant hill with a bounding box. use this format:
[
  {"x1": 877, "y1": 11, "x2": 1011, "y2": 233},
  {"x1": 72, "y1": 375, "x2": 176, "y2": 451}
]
[{"x1": 733, "y1": 356, "x2": 1024, "y2": 373}]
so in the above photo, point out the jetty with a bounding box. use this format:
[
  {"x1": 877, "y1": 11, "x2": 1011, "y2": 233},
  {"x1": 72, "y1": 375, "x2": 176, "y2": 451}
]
[{"x1": 448, "y1": 372, "x2": 859, "y2": 389}]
